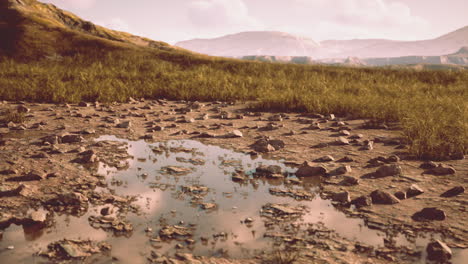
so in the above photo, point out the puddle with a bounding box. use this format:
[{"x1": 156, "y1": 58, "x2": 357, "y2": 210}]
[{"x1": 0, "y1": 135, "x2": 466, "y2": 263}]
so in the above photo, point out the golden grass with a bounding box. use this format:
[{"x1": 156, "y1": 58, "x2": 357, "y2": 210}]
[{"x1": 0, "y1": 49, "x2": 466, "y2": 160}]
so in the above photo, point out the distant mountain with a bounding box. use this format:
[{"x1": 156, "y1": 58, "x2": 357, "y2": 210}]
[
  {"x1": 176, "y1": 31, "x2": 319, "y2": 57},
  {"x1": 240, "y1": 46, "x2": 468, "y2": 68},
  {"x1": 176, "y1": 26, "x2": 468, "y2": 60}
]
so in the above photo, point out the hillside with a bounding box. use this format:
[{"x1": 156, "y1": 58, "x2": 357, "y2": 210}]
[
  {"x1": 0, "y1": 0, "x2": 171, "y2": 59},
  {"x1": 176, "y1": 31, "x2": 320, "y2": 57},
  {"x1": 176, "y1": 27, "x2": 468, "y2": 59}
]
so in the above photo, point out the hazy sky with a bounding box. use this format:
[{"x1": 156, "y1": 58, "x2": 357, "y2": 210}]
[{"x1": 40, "y1": 0, "x2": 468, "y2": 44}]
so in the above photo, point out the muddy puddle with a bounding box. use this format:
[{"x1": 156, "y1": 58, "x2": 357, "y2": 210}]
[{"x1": 0, "y1": 135, "x2": 466, "y2": 263}]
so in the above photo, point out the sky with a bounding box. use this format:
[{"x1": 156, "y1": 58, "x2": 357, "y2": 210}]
[{"x1": 40, "y1": 0, "x2": 468, "y2": 44}]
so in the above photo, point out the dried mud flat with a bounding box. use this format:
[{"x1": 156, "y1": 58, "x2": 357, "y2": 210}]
[{"x1": 0, "y1": 99, "x2": 466, "y2": 264}]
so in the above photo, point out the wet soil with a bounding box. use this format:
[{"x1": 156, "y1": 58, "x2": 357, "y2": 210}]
[{"x1": 0, "y1": 100, "x2": 466, "y2": 263}]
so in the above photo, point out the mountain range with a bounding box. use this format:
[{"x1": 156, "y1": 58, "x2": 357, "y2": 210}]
[{"x1": 176, "y1": 27, "x2": 468, "y2": 65}]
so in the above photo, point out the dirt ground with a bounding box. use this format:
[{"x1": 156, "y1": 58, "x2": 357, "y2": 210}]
[{"x1": 0, "y1": 99, "x2": 466, "y2": 264}]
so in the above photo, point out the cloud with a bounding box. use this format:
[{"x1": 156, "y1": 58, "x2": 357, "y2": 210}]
[
  {"x1": 187, "y1": 0, "x2": 261, "y2": 33},
  {"x1": 96, "y1": 18, "x2": 131, "y2": 32},
  {"x1": 41, "y1": 0, "x2": 96, "y2": 9}
]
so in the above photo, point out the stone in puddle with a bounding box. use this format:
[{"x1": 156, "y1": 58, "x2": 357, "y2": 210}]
[
  {"x1": 200, "y1": 203, "x2": 217, "y2": 210},
  {"x1": 375, "y1": 164, "x2": 402, "y2": 177},
  {"x1": 426, "y1": 240, "x2": 452, "y2": 262},
  {"x1": 256, "y1": 165, "x2": 283, "y2": 177},
  {"x1": 412, "y1": 208, "x2": 446, "y2": 221},
  {"x1": 440, "y1": 186, "x2": 464, "y2": 197},
  {"x1": 370, "y1": 190, "x2": 400, "y2": 204},
  {"x1": 406, "y1": 184, "x2": 424, "y2": 198},
  {"x1": 159, "y1": 225, "x2": 191, "y2": 239},
  {"x1": 162, "y1": 166, "x2": 191, "y2": 175},
  {"x1": 295, "y1": 161, "x2": 327, "y2": 177}
]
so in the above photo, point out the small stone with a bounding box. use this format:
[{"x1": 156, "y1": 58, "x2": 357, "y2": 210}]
[
  {"x1": 363, "y1": 140, "x2": 374, "y2": 150},
  {"x1": 334, "y1": 165, "x2": 352, "y2": 175},
  {"x1": 333, "y1": 191, "x2": 351, "y2": 204},
  {"x1": 424, "y1": 164, "x2": 456, "y2": 175},
  {"x1": 412, "y1": 208, "x2": 446, "y2": 221},
  {"x1": 244, "y1": 217, "x2": 254, "y2": 224},
  {"x1": 78, "y1": 102, "x2": 90, "y2": 107},
  {"x1": 82, "y1": 128, "x2": 96, "y2": 135},
  {"x1": 406, "y1": 184, "x2": 424, "y2": 198},
  {"x1": 7, "y1": 246, "x2": 14, "y2": 250},
  {"x1": 351, "y1": 196, "x2": 372, "y2": 208},
  {"x1": 339, "y1": 176, "x2": 359, "y2": 186},
  {"x1": 370, "y1": 190, "x2": 400, "y2": 204},
  {"x1": 339, "y1": 130, "x2": 351, "y2": 136},
  {"x1": 394, "y1": 191, "x2": 407, "y2": 200},
  {"x1": 117, "y1": 121, "x2": 132, "y2": 129},
  {"x1": 375, "y1": 164, "x2": 402, "y2": 177},
  {"x1": 226, "y1": 130, "x2": 243, "y2": 138},
  {"x1": 426, "y1": 240, "x2": 452, "y2": 262},
  {"x1": 17, "y1": 105, "x2": 30, "y2": 113},
  {"x1": 419, "y1": 161, "x2": 437, "y2": 169},
  {"x1": 336, "y1": 137, "x2": 350, "y2": 145},
  {"x1": 7, "y1": 170, "x2": 46, "y2": 182},
  {"x1": 153, "y1": 126, "x2": 164, "y2": 131},
  {"x1": 295, "y1": 161, "x2": 327, "y2": 177},
  {"x1": 61, "y1": 134, "x2": 84, "y2": 144},
  {"x1": 314, "y1": 155, "x2": 335, "y2": 162},
  {"x1": 440, "y1": 186, "x2": 464, "y2": 197}
]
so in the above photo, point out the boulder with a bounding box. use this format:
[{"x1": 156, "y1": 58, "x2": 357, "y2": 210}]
[
  {"x1": 370, "y1": 190, "x2": 400, "y2": 204},
  {"x1": 295, "y1": 162, "x2": 327, "y2": 177},
  {"x1": 426, "y1": 240, "x2": 452, "y2": 262}
]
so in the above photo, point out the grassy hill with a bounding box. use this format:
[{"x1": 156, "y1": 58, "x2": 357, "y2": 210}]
[{"x1": 0, "y1": 0, "x2": 466, "y2": 160}]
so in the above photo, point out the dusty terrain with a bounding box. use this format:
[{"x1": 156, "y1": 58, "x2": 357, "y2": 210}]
[{"x1": 0, "y1": 99, "x2": 466, "y2": 264}]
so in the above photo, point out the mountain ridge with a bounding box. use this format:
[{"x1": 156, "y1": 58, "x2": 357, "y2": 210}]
[{"x1": 176, "y1": 26, "x2": 468, "y2": 59}]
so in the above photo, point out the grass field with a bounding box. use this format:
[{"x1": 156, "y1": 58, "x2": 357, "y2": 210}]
[{"x1": 0, "y1": 48, "x2": 466, "y2": 160}]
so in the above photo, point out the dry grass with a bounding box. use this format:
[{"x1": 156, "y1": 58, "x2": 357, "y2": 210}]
[{"x1": 0, "y1": 50, "x2": 466, "y2": 160}]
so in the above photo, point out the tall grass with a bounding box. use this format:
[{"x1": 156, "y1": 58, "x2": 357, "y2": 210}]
[{"x1": 0, "y1": 49, "x2": 466, "y2": 159}]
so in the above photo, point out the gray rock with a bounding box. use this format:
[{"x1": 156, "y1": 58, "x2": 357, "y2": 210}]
[
  {"x1": 426, "y1": 240, "x2": 452, "y2": 262},
  {"x1": 370, "y1": 190, "x2": 400, "y2": 204},
  {"x1": 295, "y1": 162, "x2": 327, "y2": 177}
]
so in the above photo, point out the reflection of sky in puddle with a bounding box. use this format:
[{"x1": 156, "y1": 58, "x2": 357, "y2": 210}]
[{"x1": 0, "y1": 135, "x2": 465, "y2": 263}]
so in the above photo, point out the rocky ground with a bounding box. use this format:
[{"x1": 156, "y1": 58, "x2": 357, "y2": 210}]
[{"x1": 0, "y1": 99, "x2": 466, "y2": 264}]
